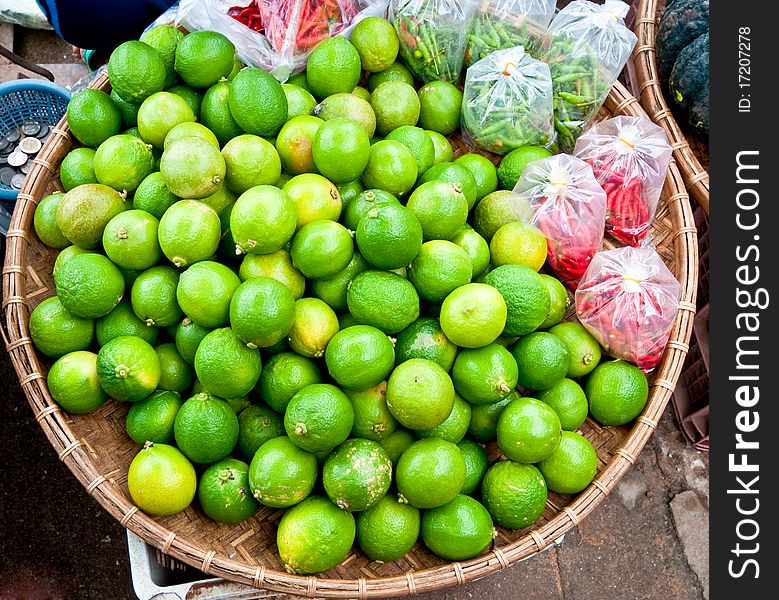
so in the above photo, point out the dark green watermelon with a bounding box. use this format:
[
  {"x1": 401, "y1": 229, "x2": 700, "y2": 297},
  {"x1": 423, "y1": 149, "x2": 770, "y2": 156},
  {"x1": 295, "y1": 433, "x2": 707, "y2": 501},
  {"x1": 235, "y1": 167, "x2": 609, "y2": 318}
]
[
  {"x1": 669, "y1": 32, "x2": 709, "y2": 134},
  {"x1": 657, "y1": 0, "x2": 709, "y2": 79}
]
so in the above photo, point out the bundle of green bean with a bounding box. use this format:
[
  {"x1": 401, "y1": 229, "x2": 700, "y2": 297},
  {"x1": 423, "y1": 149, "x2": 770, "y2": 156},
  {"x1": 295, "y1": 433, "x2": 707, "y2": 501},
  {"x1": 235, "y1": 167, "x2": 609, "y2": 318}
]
[
  {"x1": 392, "y1": 14, "x2": 470, "y2": 84},
  {"x1": 466, "y1": 16, "x2": 550, "y2": 66}
]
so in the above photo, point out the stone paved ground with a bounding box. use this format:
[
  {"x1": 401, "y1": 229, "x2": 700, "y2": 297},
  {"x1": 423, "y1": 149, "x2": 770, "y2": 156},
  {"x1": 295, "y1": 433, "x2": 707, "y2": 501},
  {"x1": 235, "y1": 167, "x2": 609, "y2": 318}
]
[{"x1": 0, "y1": 24, "x2": 709, "y2": 600}]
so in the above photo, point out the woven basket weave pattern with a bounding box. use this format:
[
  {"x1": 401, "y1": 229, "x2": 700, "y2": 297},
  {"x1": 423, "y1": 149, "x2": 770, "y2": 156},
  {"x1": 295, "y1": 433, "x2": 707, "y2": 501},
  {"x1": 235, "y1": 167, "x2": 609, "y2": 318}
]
[{"x1": 2, "y1": 71, "x2": 698, "y2": 597}]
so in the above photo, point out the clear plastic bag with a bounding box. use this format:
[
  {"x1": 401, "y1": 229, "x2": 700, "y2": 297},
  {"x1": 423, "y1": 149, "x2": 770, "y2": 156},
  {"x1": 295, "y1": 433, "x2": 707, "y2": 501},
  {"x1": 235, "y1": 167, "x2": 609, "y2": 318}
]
[
  {"x1": 575, "y1": 245, "x2": 681, "y2": 373},
  {"x1": 545, "y1": 0, "x2": 638, "y2": 151},
  {"x1": 465, "y1": 0, "x2": 555, "y2": 67},
  {"x1": 461, "y1": 46, "x2": 554, "y2": 154},
  {"x1": 146, "y1": 0, "x2": 388, "y2": 82},
  {"x1": 390, "y1": 0, "x2": 478, "y2": 84},
  {"x1": 574, "y1": 116, "x2": 673, "y2": 247},
  {"x1": 511, "y1": 154, "x2": 606, "y2": 289}
]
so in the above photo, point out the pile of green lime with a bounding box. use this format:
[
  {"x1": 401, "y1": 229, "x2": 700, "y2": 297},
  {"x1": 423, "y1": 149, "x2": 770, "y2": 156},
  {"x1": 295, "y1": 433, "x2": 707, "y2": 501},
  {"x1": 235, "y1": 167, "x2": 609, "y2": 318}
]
[{"x1": 32, "y1": 21, "x2": 653, "y2": 576}]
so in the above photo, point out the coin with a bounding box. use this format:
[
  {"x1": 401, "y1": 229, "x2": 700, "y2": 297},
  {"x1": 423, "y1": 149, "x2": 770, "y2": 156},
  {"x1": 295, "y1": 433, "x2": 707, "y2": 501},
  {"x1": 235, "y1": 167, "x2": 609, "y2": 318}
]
[
  {"x1": 7, "y1": 152, "x2": 27, "y2": 167},
  {"x1": 36, "y1": 124, "x2": 50, "y2": 139},
  {"x1": 19, "y1": 137, "x2": 42, "y2": 155},
  {"x1": 0, "y1": 166, "x2": 15, "y2": 186},
  {"x1": 21, "y1": 121, "x2": 41, "y2": 137},
  {"x1": 10, "y1": 173, "x2": 25, "y2": 189},
  {"x1": 0, "y1": 139, "x2": 9, "y2": 153},
  {"x1": 21, "y1": 162, "x2": 31, "y2": 174},
  {"x1": 0, "y1": 155, "x2": 7, "y2": 166},
  {"x1": 5, "y1": 129, "x2": 21, "y2": 143}
]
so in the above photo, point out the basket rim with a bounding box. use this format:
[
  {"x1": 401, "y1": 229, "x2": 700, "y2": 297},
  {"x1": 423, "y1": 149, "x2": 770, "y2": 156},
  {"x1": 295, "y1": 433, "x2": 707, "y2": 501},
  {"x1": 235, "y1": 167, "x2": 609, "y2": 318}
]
[
  {"x1": 630, "y1": 0, "x2": 709, "y2": 212},
  {"x1": 2, "y1": 72, "x2": 698, "y2": 598}
]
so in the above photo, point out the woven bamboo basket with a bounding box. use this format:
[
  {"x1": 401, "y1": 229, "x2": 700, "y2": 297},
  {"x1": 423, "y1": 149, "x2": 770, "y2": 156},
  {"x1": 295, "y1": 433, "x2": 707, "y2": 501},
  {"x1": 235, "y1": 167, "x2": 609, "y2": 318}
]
[
  {"x1": 631, "y1": 0, "x2": 709, "y2": 212},
  {"x1": 2, "y1": 71, "x2": 698, "y2": 597}
]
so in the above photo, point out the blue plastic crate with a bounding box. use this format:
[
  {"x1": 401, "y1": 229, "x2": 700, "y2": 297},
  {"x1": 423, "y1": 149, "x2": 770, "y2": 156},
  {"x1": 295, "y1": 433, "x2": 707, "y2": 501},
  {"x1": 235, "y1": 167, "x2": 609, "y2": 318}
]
[{"x1": 0, "y1": 79, "x2": 71, "y2": 201}]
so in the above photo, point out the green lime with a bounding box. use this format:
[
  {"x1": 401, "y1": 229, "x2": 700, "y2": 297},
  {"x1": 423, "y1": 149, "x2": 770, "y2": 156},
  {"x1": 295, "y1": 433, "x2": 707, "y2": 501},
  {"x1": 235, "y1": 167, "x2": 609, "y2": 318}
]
[
  {"x1": 343, "y1": 188, "x2": 399, "y2": 231},
  {"x1": 282, "y1": 83, "x2": 317, "y2": 119},
  {"x1": 221, "y1": 134, "x2": 281, "y2": 193},
  {"x1": 239, "y1": 250, "x2": 306, "y2": 299},
  {"x1": 418, "y1": 162, "x2": 479, "y2": 211},
  {"x1": 287, "y1": 298, "x2": 339, "y2": 358},
  {"x1": 426, "y1": 130, "x2": 454, "y2": 164},
  {"x1": 454, "y1": 153, "x2": 498, "y2": 201},
  {"x1": 108, "y1": 40, "x2": 166, "y2": 103},
  {"x1": 539, "y1": 275, "x2": 569, "y2": 330},
  {"x1": 394, "y1": 317, "x2": 457, "y2": 372},
  {"x1": 276, "y1": 496, "x2": 356, "y2": 575},
  {"x1": 417, "y1": 81, "x2": 462, "y2": 136},
  {"x1": 468, "y1": 392, "x2": 515, "y2": 442},
  {"x1": 198, "y1": 458, "x2": 259, "y2": 523},
  {"x1": 406, "y1": 181, "x2": 469, "y2": 241},
  {"x1": 249, "y1": 436, "x2": 317, "y2": 507},
  {"x1": 370, "y1": 81, "x2": 419, "y2": 137},
  {"x1": 29, "y1": 296, "x2": 94, "y2": 358},
  {"x1": 352, "y1": 86, "x2": 371, "y2": 101},
  {"x1": 451, "y1": 226, "x2": 490, "y2": 279},
  {"x1": 439, "y1": 283, "x2": 507, "y2": 348},
  {"x1": 155, "y1": 342, "x2": 194, "y2": 393},
  {"x1": 160, "y1": 137, "x2": 226, "y2": 198},
  {"x1": 200, "y1": 81, "x2": 245, "y2": 146},
  {"x1": 96, "y1": 335, "x2": 161, "y2": 402},
  {"x1": 130, "y1": 265, "x2": 183, "y2": 327},
  {"x1": 362, "y1": 139, "x2": 418, "y2": 197},
  {"x1": 385, "y1": 125, "x2": 435, "y2": 178},
  {"x1": 511, "y1": 332, "x2": 570, "y2": 391},
  {"x1": 128, "y1": 442, "x2": 196, "y2": 516},
  {"x1": 325, "y1": 325, "x2": 395, "y2": 391},
  {"x1": 194, "y1": 328, "x2": 261, "y2": 399},
  {"x1": 175, "y1": 30, "x2": 235, "y2": 88},
  {"x1": 47, "y1": 350, "x2": 106, "y2": 414},
  {"x1": 312, "y1": 118, "x2": 370, "y2": 183},
  {"x1": 311, "y1": 252, "x2": 368, "y2": 313},
  {"x1": 287, "y1": 72, "x2": 309, "y2": 90},
  {"x1": 102, "y1": 209, "x2": 161, "y2": 271},
  {"x1": 537, "y1": 431, "x2": 598, "y2": 494},
  {"x1": 110, "y1": 90, "x2": 140, "y2": 129},
  {"x1": 229, "y1": 277, "x2": 295, "y2": 348},
  {"x1": 497, "y1": 397, "x2": 562, "y2": 463},
  {"x1": 416, "y1": 393, "x2": 471, "y2": 443},
  {"x1": 347, "y1": 270, "x2": 420, "y2": 334},
  {"x1": 314, "y1": 93, "x2": 376, "y2": 138},
  {"x1": 386, "y1": 358, "x2": 454, "y2": 431},
  {"x1": 54, "y1": 253, "x2": 124, "y2": 319},
  {"x1": 458, "y1": 439, "x2": 489, "y2": 495},
  {"x1": 33, "y1": 193, "x2": 70, "y2": 249},
  {"x1": 133, "y1": 172, "x2": 179, "y2": 220},
  {"x1": 275, "y1": 115, "x2": 324, "y2": 175},
  {"x1": 199, "y1": 184, "x2": 236, "y2": 217},
  {"x1": 367, "y1": 61, "x2": 414, "y2": 91},
  {"x1": 421, "y1": 494, "x2": 494, "y2": 560},
  {"x1": 356, "y1": 495, "x2": 419, "y2": 562},
  {"x1": 484, "y1": 264, "x2": 551, "y2": 337},
  {"x1": 137, "y1": 91, "x2": 195, "y2": 149},
  {"x1": 323, "y1": 438, "x2": 392, "y2": 511},
  {"x1": 452, "y1": 343, "x2": 518, "y2": 405},
  {"x1": 140, "y1": 24, "x2": 183, "y2": 88},
  {"x1": 227, "y1": 56, "x2": 243, "y2": 80},
  {"x1": 231, "y1": 185, "x2": 297, "y2": 255},
  {"x1": 490, "y1": 221, "x2": 547, "y2": 270},
  {"x1": 55, "y1": 183, "x2": 125, "y2": 250},
  {"x1": 537, "y1": 378, "x2": 589, "y2": 431},
  {"x1": 337, "y1": 179, "x2": 364, "y2": 209},
  {"x1": 350, "y1": 17, "x2": 399, "y2": 72},
  {"x1": 167, "y1": 85, "x2": 203, "y2": 120},
  {"x1": 66, "y1": 88, "x2": 121, "y2": 147},
  {"x1": 284, "y1": 383, "x2": 354, "y2": 453},
  {"x1": 396, "y1": 438, "x2": 465, "y2": 508},
  {"x1": 356, "y1": 203, "x2": 423, "y2": 270},
  {"x1": 407, "y1": 240, "x2": 472, "y2": 303},
  {"x1": 174, "y1": 392, "x2": 239, "y2": 463},
  {"x1": 125, "y1": 390, "x2": 182, "y2": 445},
  {"x1": 548, "y1": 322, "x2": 602, "y2": 378},
  {"x1": 93, "y1": 134, "x2": 155, "y2": 193},
  {"x1": 290, "y1": 220, "x2": 354, "y2": 279},
  {"x1": 380, "y1": 428, "x2": 415, "y2": 464},
  {"x1": 306, "y1": 36, "x2": 362, "y2": 100},
  {"x1": 237, "y1": 404, "x2": 285, "y2": 459},
  {"x1": 97, "y1": 301, "x2": 158, "y2": 347},
  {"x1": 174, "y1": 317, "x2": 210, "y2": 365},
  {"x1": 52, "y1": 246, "x2": 93, "y2": 280},
  {"x1": 346, "y1": 382, "x2": 398, "y2": 442},
  {"x1": 585, "y1": 360, "x2": 649, "y2": 426},
  {"x1": 164, "y1": 121, "x2": 219, "y2": 150},
  {"x1": 497, "y1": 145, "x2": 553, "y2": 190},
  {"x1": 60, "y1": 149, "x2": 98, "y2": 192},
  {"x1": 258, "y1": 351, "x2": 323, "y2": 413},
  {"x1": 283, "y1": 173, "x2": 341, "y2": 229},
  {"x1": 481, "y1": 461, "x2": 547, "y2": 529},
  {"x1": 472, "y1": 190, "x2": 521, "y2": 242}
]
